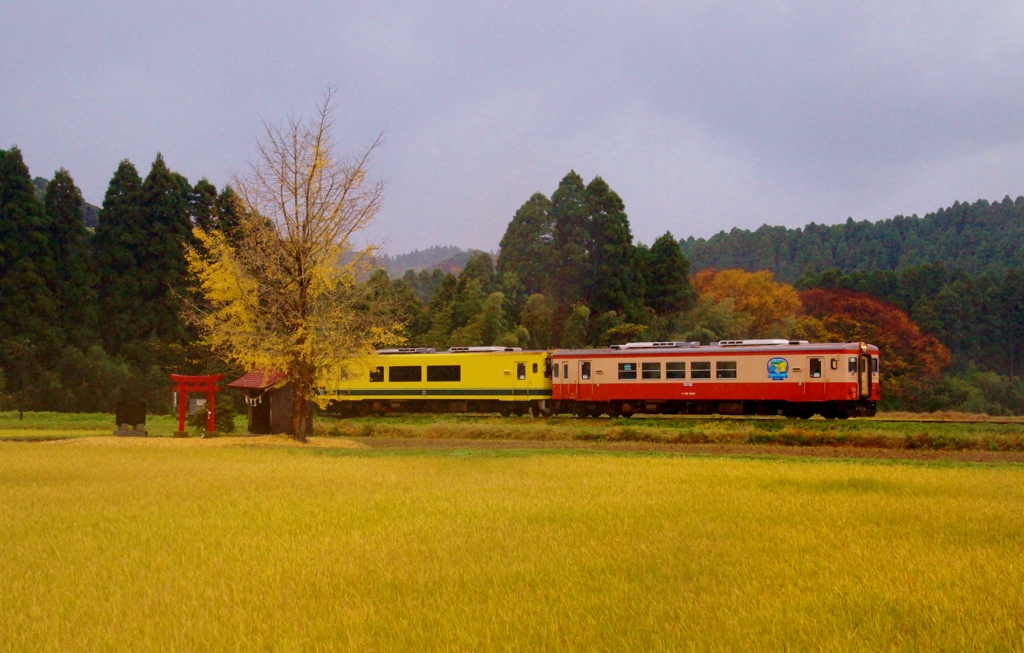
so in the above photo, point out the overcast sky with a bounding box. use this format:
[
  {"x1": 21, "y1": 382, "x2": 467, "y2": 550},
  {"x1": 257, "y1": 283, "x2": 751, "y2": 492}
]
[{"x1": 4, "y1": 1, "x2": 1024, "y2": 254}]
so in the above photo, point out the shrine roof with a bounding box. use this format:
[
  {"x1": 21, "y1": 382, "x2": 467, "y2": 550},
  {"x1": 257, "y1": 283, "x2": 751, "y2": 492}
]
[{"x1": 227, "y1": 370, "x2": 287, "y2": 390}]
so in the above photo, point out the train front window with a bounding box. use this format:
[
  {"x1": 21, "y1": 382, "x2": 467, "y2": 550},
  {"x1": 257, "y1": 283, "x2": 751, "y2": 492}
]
[
  {"x1": 553, "y1": 364, "x2": 559, "y2": 379},
  {"x1": 872, "y1": 357, "x2": 879, "y2": 374},
  {"x1": 666, "y1": 361, "x2": 685, "y2": 379},
  {"x1": 544, "y1": 360, "x2": 551, "y2": 378},
  {"x1": 642, "y1": 362, "x2": 661, "y2": 379},
  {"x1": 848, "y1": 357, "x2": 857, "y2": 374},
  {"x1": 691, "y1": 362, "x2": 711, "y2": 379}
]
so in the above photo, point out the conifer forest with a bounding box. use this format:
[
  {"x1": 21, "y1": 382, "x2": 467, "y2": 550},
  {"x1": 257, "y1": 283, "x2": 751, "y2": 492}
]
[{"x1": 2, "y1": 148, "x2": 1023, "y2": 414}]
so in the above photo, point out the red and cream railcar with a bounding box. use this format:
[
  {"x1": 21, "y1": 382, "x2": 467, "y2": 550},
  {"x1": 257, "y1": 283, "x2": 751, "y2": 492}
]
[{"x1": 550, "y1": 340, "x2": 879, "y2": 419}]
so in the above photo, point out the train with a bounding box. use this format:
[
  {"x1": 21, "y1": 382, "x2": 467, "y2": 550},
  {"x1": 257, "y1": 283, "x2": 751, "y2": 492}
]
[{"x1": 319, "y1": 340, "x2": 880, "y2": 419}]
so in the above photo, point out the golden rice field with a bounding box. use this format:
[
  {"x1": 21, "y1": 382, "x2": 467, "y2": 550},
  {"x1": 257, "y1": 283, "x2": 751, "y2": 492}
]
[{"x1": 2, "y1": 439, "x2": 1024, "y2": 651}]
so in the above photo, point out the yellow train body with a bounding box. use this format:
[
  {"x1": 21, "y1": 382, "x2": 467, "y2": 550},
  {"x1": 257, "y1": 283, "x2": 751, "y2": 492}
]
[{"x1": 320, "y1": 349, "x2": 553, "y2": 415}]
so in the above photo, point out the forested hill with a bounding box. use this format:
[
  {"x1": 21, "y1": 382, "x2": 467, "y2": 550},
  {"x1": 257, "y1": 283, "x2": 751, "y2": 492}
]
[
  {"x1": 679, "y1": 196, "x2": 1024, "y2": 282},
  {"x1": 378, "y1": 245, "x2": 470, "y2": 277}
]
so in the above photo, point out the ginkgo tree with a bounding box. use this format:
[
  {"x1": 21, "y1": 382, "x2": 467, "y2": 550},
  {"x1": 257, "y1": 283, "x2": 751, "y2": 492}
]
[{"x1": 186, "y1": 90, "x2": 403, "y2": 440}]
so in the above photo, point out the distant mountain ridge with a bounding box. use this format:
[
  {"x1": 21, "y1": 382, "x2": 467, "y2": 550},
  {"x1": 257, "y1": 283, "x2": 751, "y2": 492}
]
[
  {"x1": 379, "y1": 245, "x2": 477, "y2": 277},
  {"x1": 679, "y1": 196, "x2": 1024, "y2": 282}
]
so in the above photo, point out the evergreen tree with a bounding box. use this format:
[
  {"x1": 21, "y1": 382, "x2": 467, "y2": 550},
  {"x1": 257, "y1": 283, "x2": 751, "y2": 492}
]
[
  {"x1": 551, "y1": 171, "x2": 591, "y2": 308},
  {"x1": 560, "y1": 304, "x2": 591, "y2": 348},
  {"x1": 93, "y1": 160, "x2": 145, "y2": 352},
  {"x1": 422, "y1": 274, "x2": 458, "y2": 349},
  {"x1": 641, "y1": 231, "x2": 696, "y2": 315},
  {"x1": 216, "y1": 186, "x2": 243, "y2": 242},
  {"x1": 520, "y1": 294, "x2": 556, "y2": 349},
  {"x1": 44, "y1": 168, "x2": 97, "y2": 347},
  {"x1": 585, "y1": 176, "x2": 642, "y2": 320},
  {"x1": 497, "y1": 192, "x2": 554, "y2": 294},
  {"x1": 136, "y1": 153, "x2": 193, "y2": 344},
  {"x1": 0, "y1": 147, "x2": 62, "y2": 352},
  {"x1": 190, "y1": 178, "x2": 219, "y2": 234}
]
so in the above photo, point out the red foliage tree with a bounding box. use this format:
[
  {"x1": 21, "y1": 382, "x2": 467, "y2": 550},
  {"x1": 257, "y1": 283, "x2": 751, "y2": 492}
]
[{"x1": 799, "y1": 288, "x2": 951, "y2": 406}]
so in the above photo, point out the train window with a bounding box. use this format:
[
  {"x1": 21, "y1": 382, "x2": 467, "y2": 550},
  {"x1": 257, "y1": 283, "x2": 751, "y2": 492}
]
[
  {"x1": 666, "y1": 361, "x2": 686, "y2": 379},
  {"x1": 563, "y1": 363, "x2": 569, "y2": 379},
  {"x1": 581, "y1": 362, "x2": 591, "y2": 380},
  {"x1": 532, "y1": 363, "x2": 538, "y2": 374},
  {"x1": 872, "y1": 357, "x2": 879, "y2": 374},
  {"x1": 517, "y1": 363, "x2": 527, "y2": 380},
  {"x1": 831, "y1": 358, "x2": 838, "y2": 370},
  {"x1": 642, "y1": 362, "x2": 661, "y2": 379},
  {"x1": 691, "y1": 362, "x2": 711, "y2": 379},
  {"x1": 427, "y1": 365, "x2": 460, "y2": 382},
  {"x1": 552, "y1": 363, "x2": 559, "y2": 379},
  {"x1": 389, "y1": 366, "x2": 422, "y2": 382},
  {"x1": 618, "y1": 363, "x2": 638, "y2": 380},
  {"x1": 809, "y1": 358, "x2": 822, "y2": 379},
  {"x1": 369, "y1": 366, "x2": 384, "y2": 383},
  {"x1": 848, "y1": 357, "x2": 857, "y2": 374},
  {"x1": 716, "y1": 361, "x2": 738, "y2": 379},
  {"x1": 544, "y1": 360, "x2": 551, "y2": 378}
]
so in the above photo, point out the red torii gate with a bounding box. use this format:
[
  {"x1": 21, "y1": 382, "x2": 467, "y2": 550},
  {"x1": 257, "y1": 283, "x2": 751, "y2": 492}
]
[{"x1": 170, "y1": 374, "x2": 224, "y2": 437}]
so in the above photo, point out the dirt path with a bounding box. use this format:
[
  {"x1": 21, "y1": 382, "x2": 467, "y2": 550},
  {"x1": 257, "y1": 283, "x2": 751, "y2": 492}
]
[
  {"x1": 353, "y1": 437, "x2": 1024, "y2": 463},
  {"x1": 22, "y1": 434, "x2": 1024, "y2": 463},
  {"x1": 47, "y1": 435, "x2": 369, "y2": 449}
]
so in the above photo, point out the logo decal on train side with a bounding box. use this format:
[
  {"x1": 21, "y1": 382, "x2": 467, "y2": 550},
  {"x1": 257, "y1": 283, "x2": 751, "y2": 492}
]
[{"x1": 767, "y1": 357, "x2": 789, "y2": 381}]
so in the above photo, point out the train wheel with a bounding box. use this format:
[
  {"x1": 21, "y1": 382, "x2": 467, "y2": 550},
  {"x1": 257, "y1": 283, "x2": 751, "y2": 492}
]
[{"x1": 498, "y1": 406, "x2": 512, "y2": 418}]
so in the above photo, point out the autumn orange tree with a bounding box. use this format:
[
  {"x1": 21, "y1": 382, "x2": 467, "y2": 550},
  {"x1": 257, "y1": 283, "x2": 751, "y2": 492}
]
[
  {"x1": 186, "y1": 90, "x2": 403, "y2": 440},
  {"x1": 689, "y1": 269, "x2": 801, "y2": 339},
  {"x1": 799, "y1": 288, "x2": 951, "y2": 407}
]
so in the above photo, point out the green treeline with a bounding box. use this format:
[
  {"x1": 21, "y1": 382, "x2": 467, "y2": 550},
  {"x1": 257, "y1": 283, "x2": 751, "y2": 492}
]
[
  {"x1": 795, "y1": 265, "x2": 1024, "y2": 413},
  {"x1": 681, "y1": 197, "x2": 1024, "y2": 281},
  {"x1": 3, "y1": 145, "x2": 1023, "y2": 415},
  {"x1": 0, "y1": 146, "x2": 240, "y2": 413},
  {"x1": 378, "y1": 171, "x2": 697, "y2": 350}
]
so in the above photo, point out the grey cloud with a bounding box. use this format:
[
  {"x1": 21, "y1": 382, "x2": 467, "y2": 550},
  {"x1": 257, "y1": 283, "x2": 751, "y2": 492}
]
[{"x1": 3, "y1": 1, "x2": 1022, "y2": 253}]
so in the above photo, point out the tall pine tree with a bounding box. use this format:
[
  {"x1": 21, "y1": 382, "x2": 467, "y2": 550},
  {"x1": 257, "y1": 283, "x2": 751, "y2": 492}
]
[
  {"x1": 551, "y1": 171, "x2": 591, "y2": 308},
  {"x1": 44, "y1": 168, "x2": 97, "y2": 347},
  {"x1": 640, "y1": 231, "x2": 696, "y2": 315},
  {"x1": 0, "y1": 147, "x2": 62, "y2": 352},
  {"x1": 585, "y1": 176, "x2": 642, "y2": 321},
  {"x1": 93, "y1": 160, "x2": 145, "y2": 352},
  {"x1": 190, "y1": 178, "x2": 219, "y2": 234},
  {"x1": 497, "y1": 192, "x2": 554, "y2": 295},
  {"x1": 136, "y1": 153, "x2": 192, "y2": 344}
]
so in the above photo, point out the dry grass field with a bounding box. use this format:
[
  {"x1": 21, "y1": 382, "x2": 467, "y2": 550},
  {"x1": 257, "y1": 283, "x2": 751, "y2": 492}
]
[{"x1": 2, "y1": 436, "x2": 1024, "y2": 651}]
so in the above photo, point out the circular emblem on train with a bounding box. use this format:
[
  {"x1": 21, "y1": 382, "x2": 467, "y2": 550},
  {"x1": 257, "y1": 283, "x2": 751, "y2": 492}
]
[{"x1": 767, "y1": 357, "x2": 789, "y2": 381}]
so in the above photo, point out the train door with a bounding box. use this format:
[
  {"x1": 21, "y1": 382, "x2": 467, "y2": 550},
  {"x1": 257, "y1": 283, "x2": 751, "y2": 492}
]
[
  {"x1": 805, "y1": 356, "x2": 826, "y2": 399},
  {"x1": 858, "y1": 355, "x2": 872, "y2": 399},
  {"x1": 513, "y1": 361, "x2": 529, "y2": 398},
  {"x1": 563, "y1": 362, "x2": 577, "y2": 400},
  {"x1": 577, "y1": 360, "x2": 594, "y2": 401}
]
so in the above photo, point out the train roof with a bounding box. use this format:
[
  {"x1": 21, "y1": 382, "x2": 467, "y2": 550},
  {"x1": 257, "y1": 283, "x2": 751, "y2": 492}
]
[{"x1": 551, "y1": 341, "x2": 879, "y2": 357}]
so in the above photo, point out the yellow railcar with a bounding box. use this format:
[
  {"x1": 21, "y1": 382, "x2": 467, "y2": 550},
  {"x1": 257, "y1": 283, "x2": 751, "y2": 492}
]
[{"x1": 320, "y1": 347, "x2": 553, "y2": 416}]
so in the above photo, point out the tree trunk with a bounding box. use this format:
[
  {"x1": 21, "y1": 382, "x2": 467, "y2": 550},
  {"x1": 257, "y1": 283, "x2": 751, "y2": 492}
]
[{"x1": 290, "y1": 384, "x2": 308, "y2": 443}]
